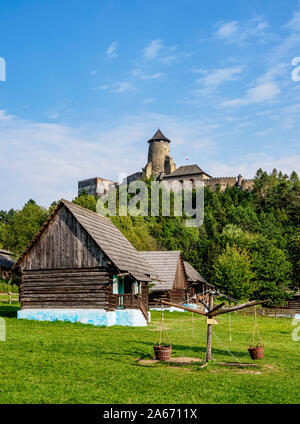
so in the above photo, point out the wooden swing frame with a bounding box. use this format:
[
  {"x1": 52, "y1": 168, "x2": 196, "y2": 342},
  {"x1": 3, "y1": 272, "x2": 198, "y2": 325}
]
[{"x1": 154, "y1": 291, "x2": 270, "y2": 364}]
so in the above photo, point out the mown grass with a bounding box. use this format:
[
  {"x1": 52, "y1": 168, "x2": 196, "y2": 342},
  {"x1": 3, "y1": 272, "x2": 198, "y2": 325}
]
[{"x1": 0, "y1": 303, "x2": 299, "y2": 404}]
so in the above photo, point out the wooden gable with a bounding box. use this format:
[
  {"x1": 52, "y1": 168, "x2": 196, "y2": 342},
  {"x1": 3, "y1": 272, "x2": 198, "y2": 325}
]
[
  {"x1": 22, "y1": 205, "x2": 108, "y2": 271},
  {"x1": 173, "y1": 256, "x2": 188, "y2": 290}
]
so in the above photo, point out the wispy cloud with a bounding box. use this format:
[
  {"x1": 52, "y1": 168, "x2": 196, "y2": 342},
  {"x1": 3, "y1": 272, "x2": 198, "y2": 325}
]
[
  {"x1": 132, "y1": 69, "x2": 163, "y2": 80},
  {"x1": 220, "y1": 82, "x2": 281, "y2": 107},
  {"x1": 214, "y1": 16, "x2": 271, "y2": 45},
  {"x1": 106, "y1": 41, "x2": 119, "y2": 58},
  {"x1": 207, "y1": 153, "x2": 300, "y2": 179},
  {"x1": 0, "y1": 110, "x2": 14, "y2": 120},
  {"x1": 198, "y1": 65, "x2": 245, "y2": 88},
  {"x1": 97, "y1": 82, "x2": 136, "y2": 93},
  {"x1": 215, "y1": 21, "x2": 239, "y2": 40},
  {"x1": 0, "y1": 111, "x2": 218, "y2": 208},
  {"x1": 112, "y1": 82, "x2": 135, "y2": 93},
  {"x1": 143, "y1": 39, "x2": 164, "y2": 60}
]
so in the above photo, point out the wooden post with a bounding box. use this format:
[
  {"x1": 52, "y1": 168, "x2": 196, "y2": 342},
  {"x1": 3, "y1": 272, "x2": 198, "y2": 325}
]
[
  {"x1": 9, "y1": 292, "x2": 12, "y2": 305},
  {"x1": 205, "y1": 290, "x2": 214, "y2": 363}
]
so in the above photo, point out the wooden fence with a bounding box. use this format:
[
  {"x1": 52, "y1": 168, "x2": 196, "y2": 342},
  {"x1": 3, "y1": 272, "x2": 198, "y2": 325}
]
[
  {"x1": 0, "y1": 292, "x2": 19, "y2": 304},
  {"x1": 237, "y1": 305, "x2": 295, "y2": 319}
]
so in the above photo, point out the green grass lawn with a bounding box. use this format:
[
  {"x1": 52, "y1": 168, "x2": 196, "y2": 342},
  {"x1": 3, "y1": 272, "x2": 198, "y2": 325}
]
[{"x1": 0, "y1": 303, "x2": 299, "y2": 404}]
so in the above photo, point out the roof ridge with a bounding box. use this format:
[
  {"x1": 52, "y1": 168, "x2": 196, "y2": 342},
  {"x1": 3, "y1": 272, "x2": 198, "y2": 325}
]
[{"x1": 148, "y1": 129, "x2": 171, "y2": 143}]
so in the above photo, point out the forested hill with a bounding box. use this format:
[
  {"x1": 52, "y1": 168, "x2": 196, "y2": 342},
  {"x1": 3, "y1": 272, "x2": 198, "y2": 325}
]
[{"x1": 1, "y1": 168, "x2": 299, "y2": 305}]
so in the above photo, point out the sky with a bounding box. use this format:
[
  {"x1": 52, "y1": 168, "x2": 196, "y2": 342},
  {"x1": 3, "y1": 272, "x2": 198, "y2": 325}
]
[{"x1": 0, "y1": 0, "x2": 300, "y2": 210}]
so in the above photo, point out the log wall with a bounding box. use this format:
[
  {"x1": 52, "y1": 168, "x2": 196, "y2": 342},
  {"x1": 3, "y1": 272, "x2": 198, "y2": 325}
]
[{"x1": 21, "y1": 267, "x2": 110, "y2": 309}]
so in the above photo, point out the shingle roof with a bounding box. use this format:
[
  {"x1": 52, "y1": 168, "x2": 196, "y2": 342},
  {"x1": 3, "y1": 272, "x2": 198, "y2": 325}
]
[
  {"x1": 139, "y1": 251, "x2": 181, "y2": 290},
  {"x1": 148, "y1": 129, "x2": 171, "y2": 143},
  {"x1": 0, "y1": 252, "x2": 14, "y2": 269},
  {"x1": 14, "y1": 199, "x2": 152, "y2": 282},
  {"x1": 183, "y1": 261, "x2": 208, "y2": 284},
  {"x1": 163, "y1": 164, "x2": 212, "y2": 179},
  {"x1": 0, "y1": 249, "x2": 13, "y2": 256}
]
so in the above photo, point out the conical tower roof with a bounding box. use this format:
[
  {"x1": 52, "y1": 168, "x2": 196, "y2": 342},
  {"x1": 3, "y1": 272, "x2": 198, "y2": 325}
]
[{"x1": 147, "y1": 129, "x2": 171, "y2": 143}]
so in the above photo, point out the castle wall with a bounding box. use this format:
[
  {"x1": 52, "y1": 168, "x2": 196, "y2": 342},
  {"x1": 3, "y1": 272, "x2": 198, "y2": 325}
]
[
  {"x1": 241, "y1": 179, "x2": 254, "y2": 191},
  {"x1": 78, "y1": 178, "x2": 117, "y2": 197},
  {"x1": 205, "y1": 177, "x2": 236, "y2": 192}
]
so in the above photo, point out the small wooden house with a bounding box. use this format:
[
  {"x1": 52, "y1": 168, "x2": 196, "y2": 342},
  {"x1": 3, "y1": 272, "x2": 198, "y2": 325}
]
[
  {"x1": 183, "y1": 261, "x2": 213, "y2": 304},
  {"x1": 139, "y1": 251, "x2": 188, "y2": 309},
  {"x1": 289, "y1": 291, "x2": 300, "y2": 316},
  {"x1": 0, "y1": 249, "x2": 14, "y2": 280},
  {"x1": 13, "y1": 199, "x2": 153, "y2": 326}
]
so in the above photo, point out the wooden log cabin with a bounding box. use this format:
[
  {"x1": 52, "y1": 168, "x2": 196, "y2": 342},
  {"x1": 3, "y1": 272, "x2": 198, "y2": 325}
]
[
  {"x1": 0, "y1": 249, "x2": 14, "y2": 280},
  {"x1": 288, "y1": 291, "x2": 300, "y2": 316},
  {"x1": 139, "y1": 251, "x2": 188, "y2": 309},
  {"x1": 13, "y1": 199, "x2": 153, "y2": 326}
]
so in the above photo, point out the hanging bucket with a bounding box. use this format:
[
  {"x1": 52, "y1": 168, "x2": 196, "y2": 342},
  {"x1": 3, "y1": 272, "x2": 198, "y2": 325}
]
[
  {"x1": 248, "y1": 344, "x2": 264, "y2": 360},
  {"x1": 153, "y1": 344, "x2": 172, "y2": 361}
]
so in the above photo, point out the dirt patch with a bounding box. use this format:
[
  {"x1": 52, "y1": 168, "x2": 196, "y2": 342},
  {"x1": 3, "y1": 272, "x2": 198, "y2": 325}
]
[{"x1": 138, "y1": 357, "x2": 203, "y2": 366}]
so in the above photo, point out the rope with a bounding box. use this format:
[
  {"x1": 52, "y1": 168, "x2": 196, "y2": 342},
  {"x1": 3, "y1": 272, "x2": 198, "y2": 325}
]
[
  {"x1": 155, "y1": 308, "x2": 171, "y2": 346},
  {"x1": 229, "y1": 312, "x2": 232, "y2": 342},
  {"x1": 213, "y1": 330, "x2": 241, "y2": 363},
  {"x1": 192, "y1": 312, "x2": 195, "y2": 340},
  {"x1": 249, "y1": 306, "x2": 262, "y2": 347}
]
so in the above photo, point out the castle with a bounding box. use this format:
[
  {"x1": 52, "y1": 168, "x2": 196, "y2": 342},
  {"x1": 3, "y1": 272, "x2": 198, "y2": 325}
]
[{"x1": 78, "y1": 129, "x2": 254, "y2": 197}]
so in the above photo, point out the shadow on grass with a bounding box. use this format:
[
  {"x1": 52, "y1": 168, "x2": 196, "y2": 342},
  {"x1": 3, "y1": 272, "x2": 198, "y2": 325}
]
[
  {"x1": 0, "y1": 304, "x2": 19, "y2": 318},
  {"x1": 130, "y1": 340, "x2": 250, "y2": 360}
]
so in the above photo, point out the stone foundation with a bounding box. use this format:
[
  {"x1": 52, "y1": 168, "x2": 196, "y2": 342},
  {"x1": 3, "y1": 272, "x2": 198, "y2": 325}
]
[{"x1": 18, "y1": 308, "x2": 149, "y2": 327}]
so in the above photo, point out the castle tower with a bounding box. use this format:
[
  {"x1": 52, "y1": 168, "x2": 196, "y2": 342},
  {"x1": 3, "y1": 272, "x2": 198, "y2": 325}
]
[{"x1": 143, "y1": 129, "x2": 176, "y2": 179}]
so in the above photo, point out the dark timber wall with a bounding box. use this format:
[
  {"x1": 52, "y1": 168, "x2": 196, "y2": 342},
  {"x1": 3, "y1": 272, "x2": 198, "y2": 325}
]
[
  {"x1": 22, "y1": 206, "x2": 108, "y2": 271},
  {"x1": 21, "y1": 267, "x2": 110, "y2": 309}
]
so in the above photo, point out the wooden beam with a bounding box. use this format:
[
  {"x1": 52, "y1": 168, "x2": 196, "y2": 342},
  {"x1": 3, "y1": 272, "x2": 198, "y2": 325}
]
[
  {"x1": 196, "y1": 296, "x2": 209, "y2": 310},
  {"x1": 205, "y1": 291, "x2": 214, "y2": 362},
  {"x1": 206, "y1": 302, "x2": 225, "y2": 317},
  {"x1": 153, "y1": 299, "x2": 207, "y2": 316},
  {"x1": 211, "y1": 299, "x2": 271, "y2": 317}
]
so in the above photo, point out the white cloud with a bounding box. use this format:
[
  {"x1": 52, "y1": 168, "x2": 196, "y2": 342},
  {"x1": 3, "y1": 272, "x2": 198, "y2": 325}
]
[
  {"x1": 284, "y1": 7, "x2": 300, "y2": 32},
  {"x1": 112, "y1": 82, "x2": 135, "y2": 93},
  {"x1": 0, "y1": 110, "x2": 14, "y2": 120},
  {"x1": 256, "y1": 63, "x2": 288, "y2": 84},
  {"x1": 143, "y1": 39, "x2": 164, "y2": 59},
  {"x1": 214, "y1": 16, "x2": 271, "y2": 45},
  {"x1": 215, "y1": 21, "x2": 239, "y2": 40},
  {"x1": 0, "y1": 111, "x2": 221, "y2": 209},
  {"x1": 97, "y1": 85, "x2": 109, "y2": 90},
  {"x1": 199, "y1": 65, "x2": 245, "y2": 87},
  {"x1": 206, "y1": 153, "x2": 300, "y2": 179},
  {"x1": 220, "y1": 82, "x2": 281, "y2": 107},
  {"x1": 106, "y1": 41, "x2": 118, "y2": 58},
  {"x1": 132, "y1": 69, "x2": 163, "y2": 80}
]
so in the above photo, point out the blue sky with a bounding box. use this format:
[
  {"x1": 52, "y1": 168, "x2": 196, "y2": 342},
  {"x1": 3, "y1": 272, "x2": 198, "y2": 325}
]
[{"x1": 1, "y1": 0, "x2": 300, "y2": 209}]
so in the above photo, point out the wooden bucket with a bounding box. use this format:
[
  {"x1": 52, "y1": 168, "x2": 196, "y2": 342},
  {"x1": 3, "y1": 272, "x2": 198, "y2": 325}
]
[
  {"x1": 248, "y1": 345, "x2": 264, "y2": 360},
  {"x1": 153, "y1": 344, "x2": 172, "y2": 361}
]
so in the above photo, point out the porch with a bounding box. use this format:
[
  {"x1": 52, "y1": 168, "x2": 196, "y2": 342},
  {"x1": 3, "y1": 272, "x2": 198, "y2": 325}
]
[{"x1": 108, "y1": 293, "x2": 149, "y2": 323}]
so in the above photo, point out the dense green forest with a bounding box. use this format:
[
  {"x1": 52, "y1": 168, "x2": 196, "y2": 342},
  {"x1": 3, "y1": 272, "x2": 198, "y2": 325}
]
[{"x1": 1, "y1": 169, "x2": 299, "y2": 305}]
